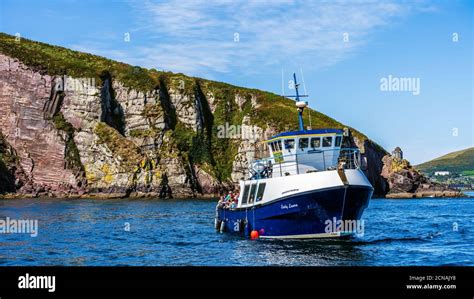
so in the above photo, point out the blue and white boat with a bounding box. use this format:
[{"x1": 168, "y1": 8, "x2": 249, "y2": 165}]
[{"x1": 215, "y1": 74, "x2": 373, "y2": 239}]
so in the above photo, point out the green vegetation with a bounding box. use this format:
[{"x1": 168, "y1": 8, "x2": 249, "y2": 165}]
[
  {"x1": 129, "y1": 128, "x2": 158, "y2": 138},
  {"x1": 0, "y1": 33, "x2": 159, "y2": 91},
  {"x1": 391, "y1": 158, "x2": 417, "y2": 174},
  {"x1": 461, "y1": 170, "x2": 474, "y2": 177},
  {"x1": 0, "y1": 133, "x2": 16, "y2": 165},
  {"x1": 416, "y1": 147, "x2": 474, "y2": 186},
  {"x1": 172, "y1": 121, "x2": 196, "y2": 153},
  {"x1": 142, "y1": 103, "x2": 164, "y2": 119},
  {"x1": 416, "y1": 147, "x2": 474, "y2": 175},
  {"x1": 94, "y1": 122, "x2": 143, "y2": 169}
]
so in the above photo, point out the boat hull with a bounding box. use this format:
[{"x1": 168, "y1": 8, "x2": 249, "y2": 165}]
[{"x1": 216, "y1": 185, "x2": 372, "y2": 239}]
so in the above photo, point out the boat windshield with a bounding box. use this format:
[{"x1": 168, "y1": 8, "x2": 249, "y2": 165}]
[{"x1": 249, "y1": 147, "x2": 361, "y2": 179}]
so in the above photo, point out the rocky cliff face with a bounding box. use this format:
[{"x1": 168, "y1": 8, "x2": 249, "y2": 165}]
[
  {"x1": 0, "y1": 49, "x2": 390, "y2": 198},
  {"x1": 0, "y1": 53, "x2": 213, "y2": 197},
  {"x1": 352, "y1": 138, "x2": 389, "y2": 197},
  {"x1": 0, "y1": 55, "x2": 80, "y2": 196},
  {"x1": 0, "y1": 132, "x2": 29, "y2": 193}
]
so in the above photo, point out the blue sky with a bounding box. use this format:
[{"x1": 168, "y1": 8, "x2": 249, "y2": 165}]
[{"x1": 0, "y1": 0, "x2": 472, "y2": 164}]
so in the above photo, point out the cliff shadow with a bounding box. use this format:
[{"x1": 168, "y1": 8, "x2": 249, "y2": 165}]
[
  {"x1": 100, "y1": 72, "x2": 126, "y2": 136},
  {"x1": 363, "y1": 139, "x2": 389, "y2": 197},
  {"x1": 157, "y1": 77, "x2": 177, "y2": 130},
  {"x1": 43, "y1": 76, "x2": 65, "y2": 119},
  {"x1": 194, "y1": 81, "x2": 214, "y2": 140}
]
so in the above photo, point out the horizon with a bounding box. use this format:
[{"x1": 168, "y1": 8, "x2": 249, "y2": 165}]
[{"x1": 0, "y1": 0, "x2": 472, "y2": 164}]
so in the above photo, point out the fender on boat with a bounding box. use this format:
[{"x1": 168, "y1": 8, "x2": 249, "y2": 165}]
[{"x1": 219, "y1": 219, "x2": 226, "y2": 233}]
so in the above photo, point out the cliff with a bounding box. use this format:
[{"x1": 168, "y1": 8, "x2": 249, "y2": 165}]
[{"x1": 0, "y1": 33, "x2": 390, "y2": 198}]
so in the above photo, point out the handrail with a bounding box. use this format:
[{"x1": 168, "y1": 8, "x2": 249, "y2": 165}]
[
  {"x1": 248, "y1": 147, "x2": 361, "y2": 179},
  {"x1": 252, "y1": 147, "x2": 360, "y2": 163}
]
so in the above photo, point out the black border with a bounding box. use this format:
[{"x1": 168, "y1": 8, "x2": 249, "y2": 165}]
[{"x1": 0, "y1": 266, "x2": 472, "y2": 298}]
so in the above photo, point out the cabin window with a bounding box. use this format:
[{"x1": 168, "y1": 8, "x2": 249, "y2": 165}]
[
  {"x1": 299, "y1": 138, "x2": 309, "y2": 149},
  {"x1": 323, "y1": 136, "x2": 333, "y2": 147},
  {"x1": 248, "y1": 184, "x2": 257, "y2": 203},
  {"x1": 276, "y1": 140, "x2": 282, "y2": 151},
  {"x1": 241, "y1": 185, "x2": 250, "y2": 205},
  {"x1": 310, "y1": 137, "x2": 320, "y2": 148},
  {"x1": 270, "y1": 142, "x2": 275, "y2": 152},
  {"x1": 256, "y1": 183, "x2": 266, "y2": 202},
  {"x1": 335, "y1": 136, "x2": 342, "y2": 147},
  {"x1": 284, "y1": 139, "x2": 295, "y2": 150}
]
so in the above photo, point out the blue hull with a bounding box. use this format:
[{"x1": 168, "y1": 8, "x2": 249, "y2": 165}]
[{"x1": 216, "y1": 186, "x2": 372, "y2": 239}]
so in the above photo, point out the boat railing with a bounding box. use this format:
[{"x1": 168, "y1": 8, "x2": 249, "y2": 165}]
[{"x1": 248, "y1": 147, "x2": 362, "y2": 179}]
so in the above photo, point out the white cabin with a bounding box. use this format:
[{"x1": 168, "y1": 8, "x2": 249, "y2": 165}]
[{"x1": 264, "y1": 129, "x2": 344, "y2": 177}]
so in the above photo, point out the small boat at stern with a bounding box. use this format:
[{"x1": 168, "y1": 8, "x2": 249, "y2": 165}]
[{"x1": 215, "y1": 73, "x2": 373, "y2": 239}]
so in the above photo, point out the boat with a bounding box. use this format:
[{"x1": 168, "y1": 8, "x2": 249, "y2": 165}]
[{"x1": 215, "y1": 73, "x2": 373, "y2": 239}]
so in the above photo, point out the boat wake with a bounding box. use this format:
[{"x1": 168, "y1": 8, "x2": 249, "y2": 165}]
[
  {"x1": 260, "y1": 231, "x2": 443, "y2": 247},
  {"x1": 350, "y1": 232, "x2": 443, "y2": 245}
]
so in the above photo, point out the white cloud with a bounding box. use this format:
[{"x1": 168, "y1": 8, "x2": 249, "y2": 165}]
[{"x1": 71, "y1": 0, "x2": 436, "y2": 77}]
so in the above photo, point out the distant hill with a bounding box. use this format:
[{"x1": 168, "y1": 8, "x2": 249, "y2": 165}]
[{"x1": 415, "y1": 147, "x2": 474, "y2": 176}]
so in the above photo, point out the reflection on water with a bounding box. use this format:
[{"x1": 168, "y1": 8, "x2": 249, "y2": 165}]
[
  {"x1": 250, "y1": 239, "x2": 366, "y2": 266},
  {"x1": 0, "y1": 198, "x2": 473, "y2": 266}
]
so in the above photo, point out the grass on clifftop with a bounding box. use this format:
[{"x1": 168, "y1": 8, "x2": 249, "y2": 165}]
[{"x1": 0, "y1": 32, "x2": 159, "y2": 91}]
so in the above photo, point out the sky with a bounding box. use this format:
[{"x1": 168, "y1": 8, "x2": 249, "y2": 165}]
[{"x1": 0, "y1": 0, "x2": 472, "y2": 164}]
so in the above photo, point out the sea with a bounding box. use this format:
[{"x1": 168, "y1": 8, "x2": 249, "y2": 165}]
[{"x1": 0, "y1": 192, "x2": 473, "y2": 266}]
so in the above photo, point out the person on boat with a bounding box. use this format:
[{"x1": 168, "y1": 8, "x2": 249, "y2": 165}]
[
  {"x1": 217, "y1": 196, "x2": 225, "y2": 208},
  {"x1": 223, "y1": 192, "x2": 231, "y2": 209}
]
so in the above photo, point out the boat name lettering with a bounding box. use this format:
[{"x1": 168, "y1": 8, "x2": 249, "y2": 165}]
[{"x1": 281, "y1": 203, "x2": 298, "y2": 210}]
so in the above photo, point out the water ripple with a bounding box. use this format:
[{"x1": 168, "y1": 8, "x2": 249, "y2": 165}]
[{"x1": 0, "y1": 197, "x2": 473, "y2": 266}]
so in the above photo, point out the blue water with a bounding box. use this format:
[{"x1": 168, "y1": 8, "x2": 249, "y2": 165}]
[{"x1": 0, "y1": 197, "x2": 473, "y2": 266}]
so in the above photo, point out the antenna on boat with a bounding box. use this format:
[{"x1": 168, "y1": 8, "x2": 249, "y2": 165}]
[
  {"x1": 284, "y1": 72, "x2": 308, "y2": 131},
  {"x1": 308, "y1": 106, "x2": 312, "y2": 129},
  {"x1": 300, "y1": 68, "x2": 308, "y2": 95},
  {"x1": 300, "y1": 68, "x2": 312, "y2": 129}
]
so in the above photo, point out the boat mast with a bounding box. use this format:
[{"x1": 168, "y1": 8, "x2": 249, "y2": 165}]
[
  {"x1": 285, "y1": 73, "x2": 308, "y2": 131},
  {"x1": 294, "y1": 73, "x2": 305, "y2": 131}
]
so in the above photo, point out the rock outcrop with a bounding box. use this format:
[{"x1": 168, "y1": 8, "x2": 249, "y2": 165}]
[
  {"x1": 380, "y1": 153, "x2": 463, "y2": 198},
  {"x1": 349, "y1": 131, "x2": 389, "y2": 197}
]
